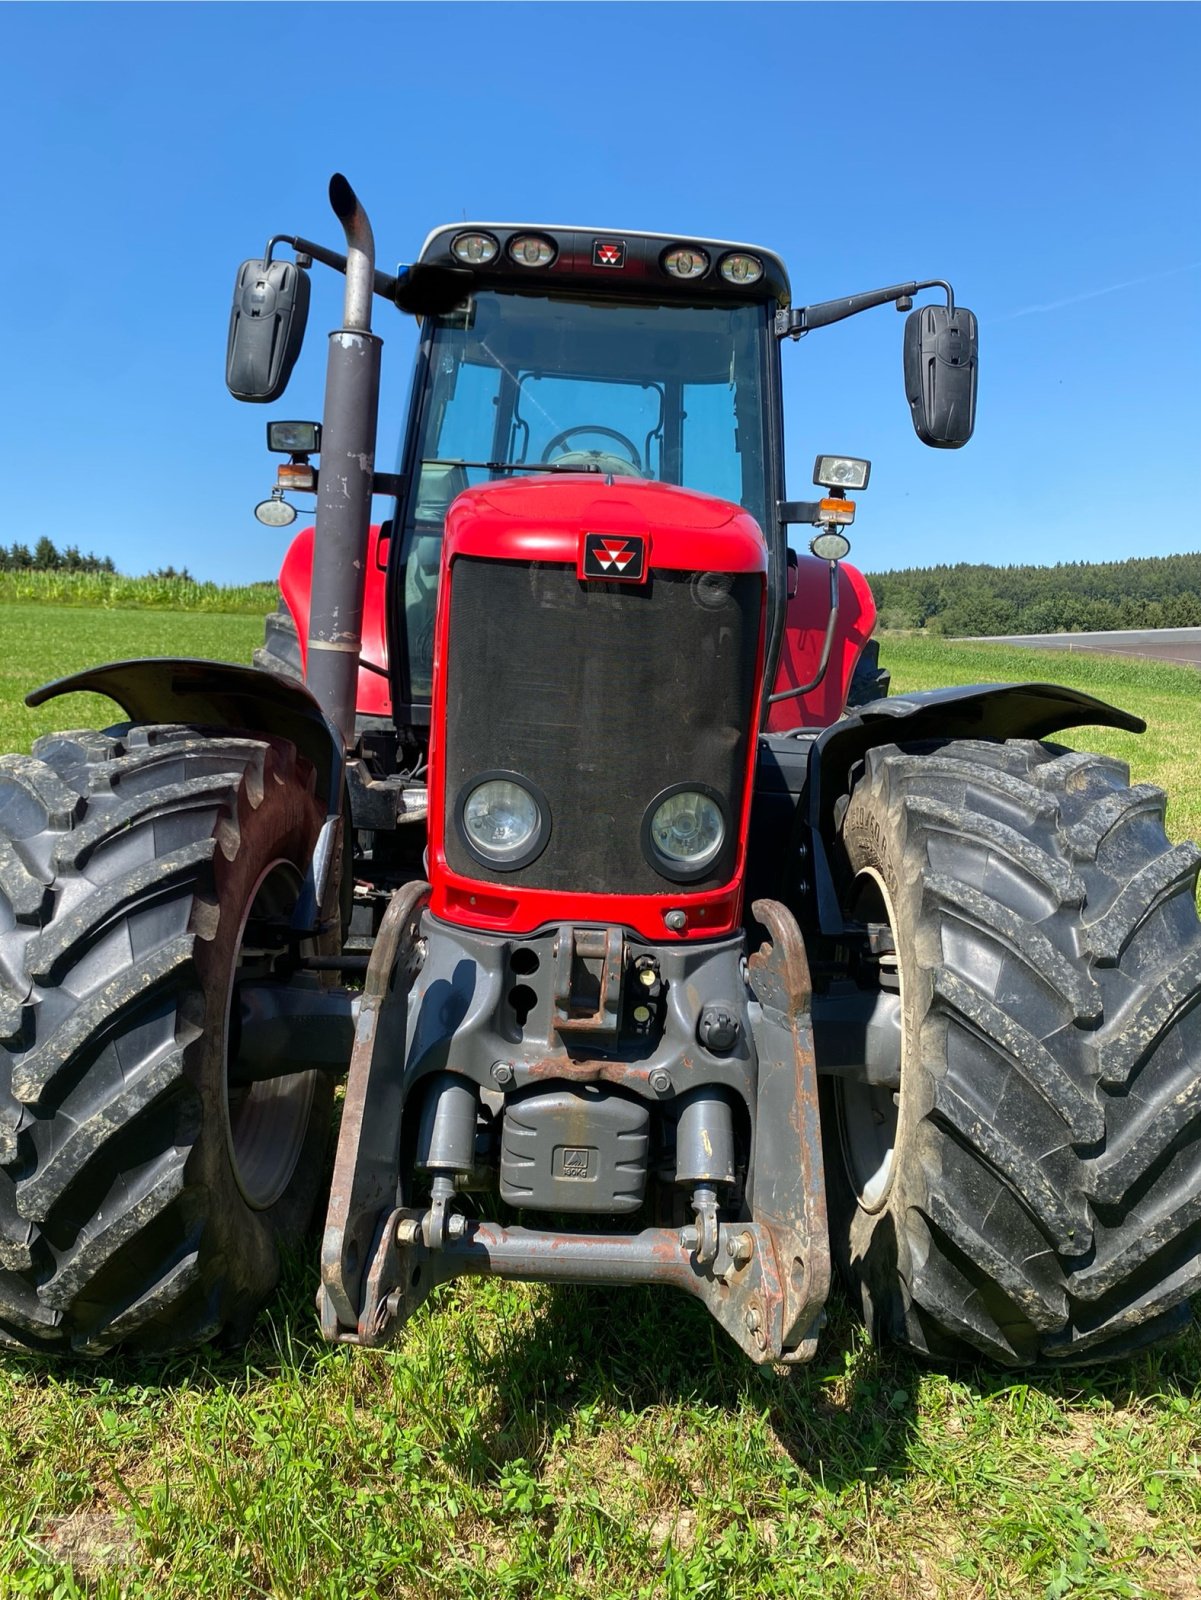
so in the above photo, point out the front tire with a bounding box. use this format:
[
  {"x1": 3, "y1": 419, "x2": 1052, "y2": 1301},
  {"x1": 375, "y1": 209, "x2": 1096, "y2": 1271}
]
[
  {"x1": 0, "y1": 725, "x2": 332, "y2": 1354},
  {"x1": 828, "y1": 737, "x2": 1201, "y2": 1366}
]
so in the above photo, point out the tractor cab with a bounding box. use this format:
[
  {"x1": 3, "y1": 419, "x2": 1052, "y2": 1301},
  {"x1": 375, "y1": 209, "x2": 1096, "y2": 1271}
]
[{"x1": 266, "y1": 221, "x2": 895, "y2": 742}]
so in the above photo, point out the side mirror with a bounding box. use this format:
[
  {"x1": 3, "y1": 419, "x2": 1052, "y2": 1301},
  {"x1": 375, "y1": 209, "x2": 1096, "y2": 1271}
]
[
  {"x1": 903, "y1": 303, "x2": 978, "y2": 447},
  {"x1": 225, "y1": 257, "x2": 311, "y2": 403}
]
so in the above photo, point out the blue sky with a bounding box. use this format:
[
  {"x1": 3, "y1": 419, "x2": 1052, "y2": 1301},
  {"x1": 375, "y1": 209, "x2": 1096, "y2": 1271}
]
[{"x1": 1, "y1": 1, "x2": 1197, "y2": 583}]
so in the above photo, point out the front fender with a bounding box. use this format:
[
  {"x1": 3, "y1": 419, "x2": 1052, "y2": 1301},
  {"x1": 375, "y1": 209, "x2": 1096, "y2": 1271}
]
[
  {"x1": 27, "y1": 657, "x2": 344, "y2": 815},
  {"x1": 804, "y1": 680, "x2": 1145, "y2": 936}
]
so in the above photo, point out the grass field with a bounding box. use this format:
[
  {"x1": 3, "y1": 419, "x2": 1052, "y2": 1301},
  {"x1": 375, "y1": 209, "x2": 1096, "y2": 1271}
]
[{"x1": 1, "y1": 607, "x2": 1199, "y2": 1600}]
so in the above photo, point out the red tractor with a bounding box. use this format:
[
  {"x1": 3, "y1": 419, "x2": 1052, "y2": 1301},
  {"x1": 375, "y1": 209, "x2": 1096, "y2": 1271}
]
[{"x1": 3, "y1": 178, "x2": 1199, "y2": 1367}]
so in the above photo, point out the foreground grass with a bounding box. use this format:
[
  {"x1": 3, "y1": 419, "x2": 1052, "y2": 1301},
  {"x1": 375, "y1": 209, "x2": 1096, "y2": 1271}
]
[
  {"x1": 0, "y1": 607, "x2": 1198, "y2": 1598},
  {"x1": 3, "y1": 1274, "x2": 1200, "y2": 1600}
]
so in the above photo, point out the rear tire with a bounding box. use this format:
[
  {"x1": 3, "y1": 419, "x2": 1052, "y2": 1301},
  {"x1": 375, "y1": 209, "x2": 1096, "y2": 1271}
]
[
  {"x1": 0, "y1": 725, "x2": 332, "y2": 1354},
  {"x1": 828, "y1": 737, "x2": 1201, "y2": 1366},
  {"x1": 253, "y1": 602, "x2": 303, "y2": 683}
]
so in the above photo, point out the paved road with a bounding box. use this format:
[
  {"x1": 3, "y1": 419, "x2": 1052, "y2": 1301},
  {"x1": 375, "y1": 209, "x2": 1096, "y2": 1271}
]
[{"x1": 965, "y1": 627, "x2": 1201, "y2": 667}]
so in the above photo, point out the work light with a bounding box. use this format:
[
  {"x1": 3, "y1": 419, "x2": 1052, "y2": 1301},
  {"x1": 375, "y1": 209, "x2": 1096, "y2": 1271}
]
[
  {"x1": 719, "y1": 253, "x2": 763, "y2": 286},
  {"x1": 813, "y1": 455, "x2": 871, "y2": 491},
  {"x1": 663, "y1": 246, "x2": 709, "y2": 280},
  {"x1": 508, "y1": 234, "x2": 556, "y2": 268},
  {"x1": 451, "y1": 232, "x2": 499, "y2": 265}
]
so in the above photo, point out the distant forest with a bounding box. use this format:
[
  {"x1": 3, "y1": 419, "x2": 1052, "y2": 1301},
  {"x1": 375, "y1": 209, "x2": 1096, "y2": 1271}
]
[
  {"x1": 0, "y1": 539, "x2": 199, "y2": 582},
  {"x1": 0, "y1": 538, "x2": 114, "y2": 574},
  {"x1": 866, "y1": 551, "x2": 1201, "y2": 635}
]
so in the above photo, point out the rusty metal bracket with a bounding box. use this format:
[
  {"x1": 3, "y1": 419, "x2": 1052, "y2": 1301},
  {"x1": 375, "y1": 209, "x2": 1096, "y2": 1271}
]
[
  {"x1": 552, "y1": 925, "x2": 625, "y2": 1039},
  {"x1": 380, "y1": 1218, "x2": 790, "y2": 1363},
  {"x1": 318, "y1": 878, "x2": 430, "y2": 1339},
  {"x1": 746, "y1": 897, "x2": 831, "y2": 1362}
]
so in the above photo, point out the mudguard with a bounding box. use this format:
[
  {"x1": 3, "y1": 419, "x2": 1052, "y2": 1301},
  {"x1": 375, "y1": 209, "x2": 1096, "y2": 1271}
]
[
  {"x1": 27, "y1": 657, "x2": 344, "y2": 816},
  {"x1": 802, "y1": 680, "x2": 1146, "y2": 936}
]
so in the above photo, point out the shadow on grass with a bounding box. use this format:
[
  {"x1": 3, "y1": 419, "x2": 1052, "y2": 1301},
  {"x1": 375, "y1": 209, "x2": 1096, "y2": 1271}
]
[
  {"x1": 434, "y1": 1278, "x2": 926, "y2": 1491},
  {"x1": 431, "y1": 1276, "x2": 1201, "y2": 1493}
]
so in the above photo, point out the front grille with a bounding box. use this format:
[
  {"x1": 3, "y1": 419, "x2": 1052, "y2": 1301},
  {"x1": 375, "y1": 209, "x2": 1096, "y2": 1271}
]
[{"x1": 442, "y1": 559, "x2": 761, "y2": 894}]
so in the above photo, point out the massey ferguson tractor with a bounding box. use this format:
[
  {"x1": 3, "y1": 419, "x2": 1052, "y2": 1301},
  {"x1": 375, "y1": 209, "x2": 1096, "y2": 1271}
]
[{"x1": 2, "y1": 177, "x2": 1199, "y2": 1369}]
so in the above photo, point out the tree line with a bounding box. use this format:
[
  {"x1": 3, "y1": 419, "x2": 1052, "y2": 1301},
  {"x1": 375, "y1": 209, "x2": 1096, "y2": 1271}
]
[
  {"x1": 0, "y1": 537, "x2": 115, "y2": 574},
  {"x1": 0, "y1": 538, "x2": 197, "y2": 582},
  {"x1": 866, "y1": 551, "x2": 1201, "y2": 635}
]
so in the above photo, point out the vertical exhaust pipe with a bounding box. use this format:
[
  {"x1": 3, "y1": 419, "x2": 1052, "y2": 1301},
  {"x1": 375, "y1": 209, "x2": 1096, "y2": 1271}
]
[{"x1": 306, "y1": 174, "x2": 382, "y2": 746}]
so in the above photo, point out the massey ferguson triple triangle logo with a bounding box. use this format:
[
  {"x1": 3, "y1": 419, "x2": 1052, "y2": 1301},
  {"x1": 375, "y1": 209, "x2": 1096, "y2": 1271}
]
[
  {"x1": 592, "y1": 239, "x2": 626, "y2": 268},
  {"x1": 594, "y1": 539, "x2": 636, "y2": 573},
  {"x1": 579, "y1": 530, "x2": 648, "y2": 583}
]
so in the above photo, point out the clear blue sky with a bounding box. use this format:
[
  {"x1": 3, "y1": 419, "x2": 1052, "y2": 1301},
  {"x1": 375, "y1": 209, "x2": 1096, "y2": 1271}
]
[{"x1": 1, "y1": 1, "x2": 1197, "y2": 583}]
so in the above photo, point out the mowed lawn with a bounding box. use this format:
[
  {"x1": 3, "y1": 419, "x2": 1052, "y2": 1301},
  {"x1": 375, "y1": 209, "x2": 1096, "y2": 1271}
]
[{"x1": 0, "y1": 604, "x2": 1199, "y2": 1600}]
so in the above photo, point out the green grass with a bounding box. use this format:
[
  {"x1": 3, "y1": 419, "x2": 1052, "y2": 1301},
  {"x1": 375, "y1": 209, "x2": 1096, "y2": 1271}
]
[
  {"x1": 880, "y1": 634, "x2": 1201, "y2": 847},
  {"x1": 0, "y1": 605, "x2": 264, "y2": 756},
  {"x1": 1, "y1": 607, "x2": 1199, "y2": 1599}
]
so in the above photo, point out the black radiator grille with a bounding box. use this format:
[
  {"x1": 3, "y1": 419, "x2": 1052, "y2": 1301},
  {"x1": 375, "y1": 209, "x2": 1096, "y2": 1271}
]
[{"x1": 443, "y1": 559, "x2": 761, "y2": 894}]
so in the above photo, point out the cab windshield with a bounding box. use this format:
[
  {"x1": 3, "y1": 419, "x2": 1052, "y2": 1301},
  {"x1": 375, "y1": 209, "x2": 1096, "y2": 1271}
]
[{"x1": 397, "y1": 291, "x2": 771, "y2": 699}]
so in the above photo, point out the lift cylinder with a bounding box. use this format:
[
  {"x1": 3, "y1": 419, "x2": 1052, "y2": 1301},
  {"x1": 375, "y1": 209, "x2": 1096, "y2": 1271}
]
[
  {"x1": 416, "y1": 1073, "x2": 478, "y2": 1175},
  {"x1": 675, "y1": 1091, "x2": 736, "y2": 1185}
]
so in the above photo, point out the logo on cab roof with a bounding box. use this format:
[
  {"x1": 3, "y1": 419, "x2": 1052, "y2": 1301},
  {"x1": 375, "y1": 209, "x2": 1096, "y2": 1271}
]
[{"x1": 592, "y1": 239, "x2": 626, "y2": 269}]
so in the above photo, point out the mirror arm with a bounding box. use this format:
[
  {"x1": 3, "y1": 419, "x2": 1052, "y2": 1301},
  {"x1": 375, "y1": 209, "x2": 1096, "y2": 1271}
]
[
  {"x1": 266, "y1": 233, "x2": 401, "y2": 306},
  {"x1": 777, "y1": 278, "x2": 956, "y2": 338}
]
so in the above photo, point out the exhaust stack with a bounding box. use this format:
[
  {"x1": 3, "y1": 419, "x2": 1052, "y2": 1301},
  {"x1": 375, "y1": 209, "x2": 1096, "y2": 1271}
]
[{"x1": 305, "y1": 174, "x2": 382, "y2": 746}]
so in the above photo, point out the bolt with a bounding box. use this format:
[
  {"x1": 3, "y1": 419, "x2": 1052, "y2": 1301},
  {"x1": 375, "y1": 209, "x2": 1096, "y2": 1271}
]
[
  {"x1": 447, "y1": 1213, "x2": 468, "y2": 1240},
  {"x1": 648, "y1": 1068, "x2": 672, "y2": 1094},
  {"x1": 745, "y1": 1305, "x2": 761, "y2": 1333},
  {"x1": 665, "y1": 909, "x2": 687, "y2": 932},
  {"x1": 396, "y1": 1217, "x2": 421, "y2": 1245},
  {"x1": 491, "y1": 1061, "x2": 514, "y2": 1087},
  {"x1": 729, "y1": 1230, "x2": 754, "y2": 1266}
]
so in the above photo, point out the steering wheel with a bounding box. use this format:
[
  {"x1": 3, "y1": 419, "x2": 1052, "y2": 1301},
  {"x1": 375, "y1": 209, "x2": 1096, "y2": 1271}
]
[{"x1": 540, "y1": 425, "x2": 643, "y2": 476}]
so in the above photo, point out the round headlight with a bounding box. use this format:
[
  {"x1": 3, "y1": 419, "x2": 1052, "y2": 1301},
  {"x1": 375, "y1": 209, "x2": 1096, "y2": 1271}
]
[
  {"x1": 663, "y1": 245, "x2": 709, "y2": 280},
  {"x1": 451, "y1": 231, "x2": 499, "y2": 265},
  {"x1": 644, "y1": 786, "x2": 726, "y2": 879},
  {"x1": 508, "y1": 233, "x2": 556, "y2": 268},
  {"x1": 719, "y1": 252, "x2": 764, "y2": 286},
  {"x1": 458, "y1": 774, "x2": 548, "y2": 869}
]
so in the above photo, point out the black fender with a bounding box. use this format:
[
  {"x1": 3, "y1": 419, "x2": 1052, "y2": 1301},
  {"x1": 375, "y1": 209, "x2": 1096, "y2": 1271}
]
[
  {"x1": 27, "y1": 657, "x2": 344, "y2": 816},
  {"x1": 803, "y1": 681, "x2": 1145, "y2": 937}
]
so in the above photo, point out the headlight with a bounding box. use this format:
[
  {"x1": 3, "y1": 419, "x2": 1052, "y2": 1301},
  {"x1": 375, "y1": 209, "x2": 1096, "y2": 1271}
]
[
  {"x1": 643, "y1": 786, "x2": 727, "y2": 880},
  {"x1": 457, "y1": 774, "x2": 549, "y2": 869}
]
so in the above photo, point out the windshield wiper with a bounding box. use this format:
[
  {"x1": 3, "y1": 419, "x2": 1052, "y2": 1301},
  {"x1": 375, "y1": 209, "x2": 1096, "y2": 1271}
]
[{"x1": 421, "y1": 458, "x2": 605, "y2": 475}]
